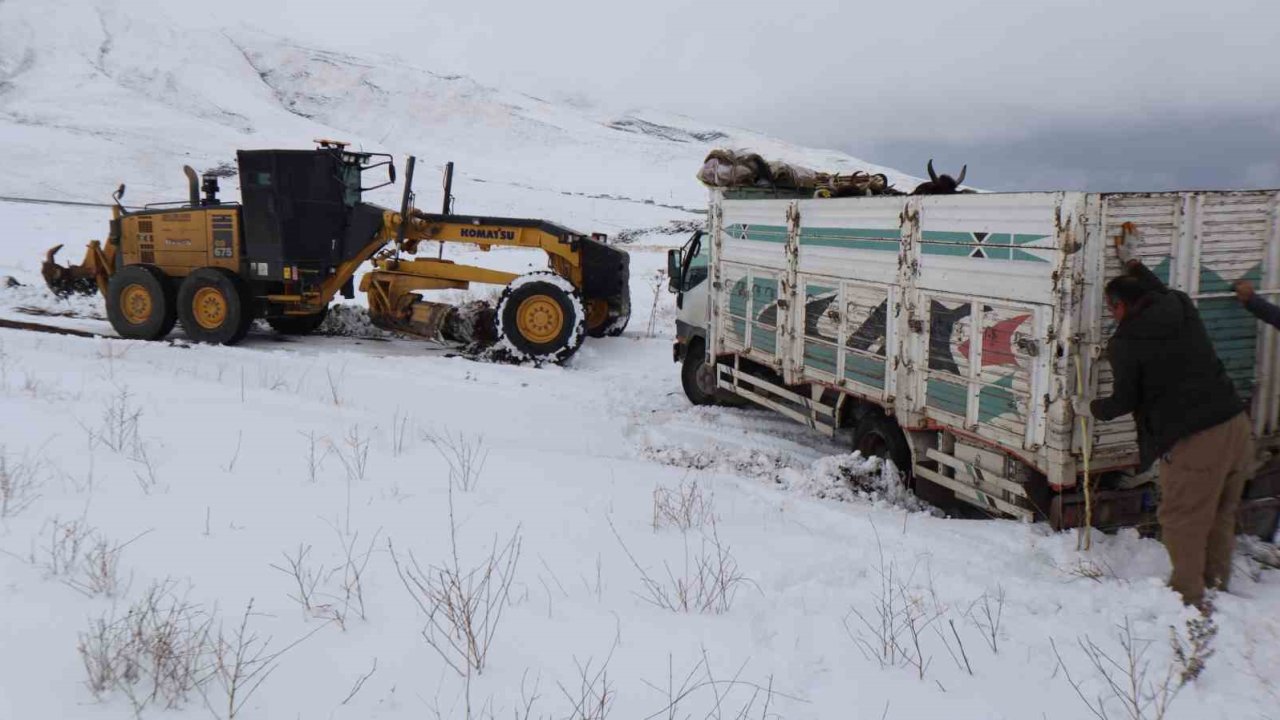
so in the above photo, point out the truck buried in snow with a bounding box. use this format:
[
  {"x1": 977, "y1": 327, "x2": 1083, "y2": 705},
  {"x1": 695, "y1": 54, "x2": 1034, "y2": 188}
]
[{"x1": 669, "y1": 183, "x2": 1280, "y2": 537}]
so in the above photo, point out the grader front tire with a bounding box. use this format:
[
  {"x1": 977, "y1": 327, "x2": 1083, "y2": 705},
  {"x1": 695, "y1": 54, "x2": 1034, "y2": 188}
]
[
  {"x1": 495, "y1": 273, "x2": 585, "y2": 364},
  {"x1": 106, "y1": 265, "x2": 176, "y2": 341}
]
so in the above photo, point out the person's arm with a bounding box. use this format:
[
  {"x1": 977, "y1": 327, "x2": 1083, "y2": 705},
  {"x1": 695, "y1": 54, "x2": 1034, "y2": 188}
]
[
  {"x1": 1235, "y1": 280, "x2": 1280, "y2": 329},
  {"x1": 1090, "y1": 340, "x2": 1140, "y2": 421},
  {"x1": 1124, "y1": 259, "x2": 1167, "y2": 294}
]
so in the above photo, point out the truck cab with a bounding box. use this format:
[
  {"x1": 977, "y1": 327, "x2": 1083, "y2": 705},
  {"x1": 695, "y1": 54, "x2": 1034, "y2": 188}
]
[{"x1": 668, "y1": 229, "x2": 725, "y2": 405}]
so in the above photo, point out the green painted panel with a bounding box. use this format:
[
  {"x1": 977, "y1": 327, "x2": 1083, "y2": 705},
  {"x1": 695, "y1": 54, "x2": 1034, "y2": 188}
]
[
  {"x1": 800, "y1": 227, "x2": 899, "y2": 252},
  {"x1": 927, "y1": 378, "x2": 967, "y2": 417},
  {"x1": 846, "y1": 353, "x2": 886, "y2": 390},
  {"x1": 804, "y1": 340, "x2": 838, "y2": 375},
  {"x1": 752, "y1": 324, "x2": 778, "y2": 354},
  {"x1": 977, "y1": 379, "x2": 1022, "y2": 424}
]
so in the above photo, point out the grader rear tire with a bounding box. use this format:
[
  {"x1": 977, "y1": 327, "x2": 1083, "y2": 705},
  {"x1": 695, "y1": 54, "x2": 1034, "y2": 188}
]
[
  {"x1": 105, "y1": 265, "x2": 176, "y2": 341},
  {"x1": 177, "y1": 268, "x2": 253, "y2": 345},
  {"x1": 495, "y1": 272, "x2": 585, "y2": 364}
]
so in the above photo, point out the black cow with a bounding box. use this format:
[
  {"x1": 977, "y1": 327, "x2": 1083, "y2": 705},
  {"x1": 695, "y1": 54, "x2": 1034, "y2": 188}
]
[{"x1": 912, "y1": 159, "x2": 967, "y2": 195}]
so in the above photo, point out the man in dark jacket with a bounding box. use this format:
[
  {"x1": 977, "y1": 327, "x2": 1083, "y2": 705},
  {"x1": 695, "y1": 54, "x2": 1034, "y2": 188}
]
[
  {"x1": 1074, "y1": 225, "x2": 1252, "y2": 607},
  {"x1": 1233, "y1": 280, "x2": 1280, "y2": 328}
]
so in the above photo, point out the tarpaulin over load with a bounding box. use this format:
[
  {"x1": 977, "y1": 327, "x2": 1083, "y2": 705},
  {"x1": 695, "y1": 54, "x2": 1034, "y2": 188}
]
[{"x1": 696, "y1": 149, "x2": 902, "y2": 197}]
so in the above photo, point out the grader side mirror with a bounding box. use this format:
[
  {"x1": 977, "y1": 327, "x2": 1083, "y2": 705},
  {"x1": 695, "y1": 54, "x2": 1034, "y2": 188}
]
[{"x1": 388, "y1": 162, "x2": 396, "y2": 184}]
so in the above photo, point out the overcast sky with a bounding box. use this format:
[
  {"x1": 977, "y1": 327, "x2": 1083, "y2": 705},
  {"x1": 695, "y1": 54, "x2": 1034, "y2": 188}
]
[{"x1": 226, "y1": 0, "x2": 1280, "y2": 191}]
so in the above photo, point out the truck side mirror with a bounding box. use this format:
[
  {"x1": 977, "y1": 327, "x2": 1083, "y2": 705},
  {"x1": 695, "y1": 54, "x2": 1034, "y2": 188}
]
[{"x1": 667, "y1": 249, "x2": 682, "y2": 293}]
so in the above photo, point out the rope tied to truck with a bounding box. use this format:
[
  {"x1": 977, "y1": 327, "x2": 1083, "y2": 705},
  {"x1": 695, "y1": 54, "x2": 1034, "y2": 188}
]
[{"x1": 1076, "y1": 352, "x2": 1094, "y2": 551}]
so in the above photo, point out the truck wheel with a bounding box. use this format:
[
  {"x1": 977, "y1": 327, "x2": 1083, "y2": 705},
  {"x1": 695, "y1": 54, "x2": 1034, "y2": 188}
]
[
  {"x1": 177, "y1": 268, "x2": 254, "y2": 345},
  {"x1": 853, "y1": 412, "x2": 913, "y2": 479},
  {"x1": 495, "y1": 272, "x2": 585, "y2": 364},
  {"x1": 105, "y1": 265, "x2": 176, "y2": 341},
  {"x1": 681, "y1": 338, "x2": 720, "y2": 405},
  {"x1": 267, "y1": 306, "x2": 329, "y2": 336}
]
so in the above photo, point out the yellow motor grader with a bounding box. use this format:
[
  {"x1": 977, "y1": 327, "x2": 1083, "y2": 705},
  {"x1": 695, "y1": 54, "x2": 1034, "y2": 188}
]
[{"x1": 42, "y1": 141, "x2": 630, "y2": 363}]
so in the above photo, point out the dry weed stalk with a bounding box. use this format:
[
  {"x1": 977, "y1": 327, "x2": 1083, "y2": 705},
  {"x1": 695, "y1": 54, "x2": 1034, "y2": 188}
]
[
  {"x1": 390, "y1": 485, "x2": 521, "y2": 677},
  {"x1": 1052, "y1": 612, "x2": 1217, "y2": 720},
  {"x1": 612, "y1": 516, "x2": 751, "y2": 614},
  {"x1": 423, "y1": 428, "x2": 488, "y2": 492},
  {"x1": 651, "y1": 478, "x2": 713, "y2": 532}
]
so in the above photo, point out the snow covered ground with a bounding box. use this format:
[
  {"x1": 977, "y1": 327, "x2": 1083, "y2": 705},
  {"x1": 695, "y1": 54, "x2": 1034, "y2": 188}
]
[
  {"x1": 2, "y1": 0, "x2": 1280, "y2": 718},
  {"x1": 4, "y1": 205, "x2": 1280, "y2": 719}
]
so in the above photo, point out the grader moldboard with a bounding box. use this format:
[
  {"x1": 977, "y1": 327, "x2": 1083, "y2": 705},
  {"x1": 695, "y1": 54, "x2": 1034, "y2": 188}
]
[{"x1": 42, "y1": 141, "x2": 631, "y2": 364}]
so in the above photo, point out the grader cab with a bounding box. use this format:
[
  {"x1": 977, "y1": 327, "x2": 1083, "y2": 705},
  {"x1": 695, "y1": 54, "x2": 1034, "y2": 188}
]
[{"x1": 42, "y1": 142, "x2": 630, "y2": 363}]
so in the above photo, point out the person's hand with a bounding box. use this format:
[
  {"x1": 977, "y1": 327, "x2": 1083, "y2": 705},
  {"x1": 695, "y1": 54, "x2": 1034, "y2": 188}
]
[
  {"x1": 1234, "y1": 279, "x2": 1256, "y2": 304},
  {"x1": 1071, "y1": 396, "x2": 1092, "y2": 419},
  {"x1": 1116, "y1": 222, "x2": 1142, "y2": 265}
]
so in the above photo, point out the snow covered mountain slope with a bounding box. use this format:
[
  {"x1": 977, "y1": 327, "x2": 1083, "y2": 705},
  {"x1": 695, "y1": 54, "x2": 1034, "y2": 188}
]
[{"x1": 0, "y1": 0, "x2": 916, "y2": 237}]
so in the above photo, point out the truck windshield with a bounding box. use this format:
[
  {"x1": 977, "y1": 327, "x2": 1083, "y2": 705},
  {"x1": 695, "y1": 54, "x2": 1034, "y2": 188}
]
[
  {"x1": 685, "y1": 245, "x2": 708, "y2": 289},
  {"x1": 678, "y1": 231, "x2": 708, "y2": 291}
]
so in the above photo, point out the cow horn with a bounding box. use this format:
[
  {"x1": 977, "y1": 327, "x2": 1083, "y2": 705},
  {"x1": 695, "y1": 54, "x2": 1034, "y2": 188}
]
[
  {"x1": 955, "y1": 164, "x2": 967, "y2": 185},
  {"x1": 927, "y1": 159, "x2": 938, "y2": 182}
]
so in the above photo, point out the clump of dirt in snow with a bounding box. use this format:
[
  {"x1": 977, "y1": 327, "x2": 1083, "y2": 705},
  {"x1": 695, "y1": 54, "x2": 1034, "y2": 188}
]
[
  {"x1": 641, "y1": 441, "x2": 936, "y2": 514},
  {"x1": 781, "y1": 453, "x2": 934, "y2": 513},
  {"x1": 0, "y1": 277, "x2": 106, "y2": 319},
  {"x1": 315, "y1": 304, "x2": 389, "y2": 338}
]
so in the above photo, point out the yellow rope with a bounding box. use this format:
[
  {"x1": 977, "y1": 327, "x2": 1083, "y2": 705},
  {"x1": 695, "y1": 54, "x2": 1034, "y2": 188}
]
[{"x1": 1075, "y1": 355, "x2": 1093, "y2": 551}]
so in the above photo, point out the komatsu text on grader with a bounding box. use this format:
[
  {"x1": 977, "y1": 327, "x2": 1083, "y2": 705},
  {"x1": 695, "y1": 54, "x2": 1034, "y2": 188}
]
[{"x1": 42, "y1": 141, "x2": 630, "y2": 363}]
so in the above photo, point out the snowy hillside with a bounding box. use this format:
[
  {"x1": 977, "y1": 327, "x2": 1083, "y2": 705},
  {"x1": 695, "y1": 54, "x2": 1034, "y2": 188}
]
[
  {"x1": 0, "y1": 0, "x2": 916, "y2": 242},
  {"x1": 2, "y1": 1, "x2": 1280, "y2": 719}
]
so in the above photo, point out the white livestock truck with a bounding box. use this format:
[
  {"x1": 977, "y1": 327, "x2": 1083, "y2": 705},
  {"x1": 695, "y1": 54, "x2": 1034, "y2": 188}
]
[{"x1": 669, "y1": 187, "x2": 1280, "y2": 536}]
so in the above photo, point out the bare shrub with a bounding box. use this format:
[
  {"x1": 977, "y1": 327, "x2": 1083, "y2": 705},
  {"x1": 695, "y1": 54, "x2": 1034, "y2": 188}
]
[
  {"x1": 39, "y1": 517, "x2": 145, "y2": 597},
  {"x1": 1061, "y1": 557, "x2": 1116, "y2": 583},
  {"x1": 645, "y1": 268, "x2": 665, "y2": 338},
  {"x1": 270, "y1": 543, "x2": 322, "y2": 614},
  {"x1": 78, "y1": 580, "x2": 217, "y2": 715},
  {"x1": 423, "y1": 428, "x2": 488, "y2": 492},
  {"x1": 340, "y1": 658, "x2": 378, "y2": 706},
  {"x1": 391, "y1": 485, "x2": 522, "y2": 677},
  {"x1": 644, "y1": 650, "x2": 800, "y2": 719},
  {"x1": 79, "y1": 590, "x2": 328, "y2": 720},
  {"x1": 206, "y1": 600, "x2": 281, "y2": 720},
  {"x1": 391, "y1": 408, "x2": 412, "y2": 457},
  {"x1": 41, "y1": 515, "x2": 94, "y2": 577},
  {"x1": 1052, "y1": 613, "x2": 1216, "y2": 720},
  {"x1": 95, "y1": 385, "x2": 143, "y2": 455},
  {"x1": 271, "y1": 526, "x2": 380, "y2": 630},
  {"x1": 612, "y1": 517, "x2": 751, "y2": 614},
  {"x1": 967, "y1": 584, "x2": 1006, "y2": 654},
  {"x1": 325, "y1": 364, "x2": 346, "y2": 406},
  {"x1": 558, "y1": 650, "x2": 615, "y2": 720},
  {"x1": 651, "y1": 478, "x2": 713, "y2": 532},
  {"x1": 0, "y1": 446, "x2": 42, "y2": 519},
  {"x1": 843, "y1": 529, "x2": 947, "y2": 680},
  {"x1": 299, "y1": 430, "x2": 329, "y2": 484},
  {"x1": 332, "y1": 425, "x2": 371, "y2": 483}
]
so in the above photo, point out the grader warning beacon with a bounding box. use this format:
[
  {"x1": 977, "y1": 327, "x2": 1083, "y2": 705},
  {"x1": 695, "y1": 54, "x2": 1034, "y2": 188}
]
[{"x1": 42, "y1": 141, "x2": 631, "y2": 363}]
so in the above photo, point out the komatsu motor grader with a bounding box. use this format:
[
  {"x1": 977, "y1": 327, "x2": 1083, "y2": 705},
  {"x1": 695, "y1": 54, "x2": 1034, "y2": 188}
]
[{"x1": 42, "y1": 141, "x2": 630, "y2": 363}]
